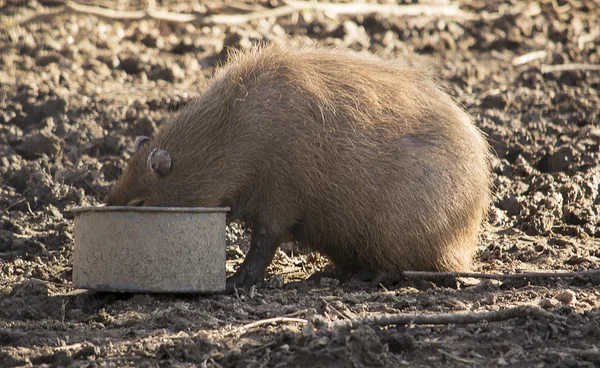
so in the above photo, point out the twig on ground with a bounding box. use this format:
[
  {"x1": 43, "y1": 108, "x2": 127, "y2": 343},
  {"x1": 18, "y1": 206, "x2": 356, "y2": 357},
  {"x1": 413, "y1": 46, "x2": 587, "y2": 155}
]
[
  {"x1": 223, "y1": 305, "x2": 562, "y2": 335},
  {"x1": 323, "y1": 300, "x2": 351, "y2": 320},
  {"x1": 86, "y1": 356, "x2": 142, "y2": 364},
  {"x1": 250, "y1": 339, "x2": 278, "y2": 353},
  {"x1": 438, "y1": 349, "x2": 477, "y2": 364},
  {"x1": 402, "y1": 269, "x2": 600, "y2": 280},
  {"x1": 60, "y1": 299, "x2": 67, "y2": 327},
  {"x1": 53, "y1": 342, "x2": 83, "y2": 351},
  {"x1": 541, "y1": 63, "x2": 600, "y2": 74},
  {"x1": 29, "y1": 355, "x2": 140, "y2": 368},
  {"x1": 223, "y1": 317, "x2": 308, "y2": 337},
  {"x1": 17, "y1": 0, "x2": 473, "y2": 26},
  {"x1": 31, "y1": 277, "x2": 72, "y2": 288},
  {"x1": 284, "y1": 1, "x2": 470, "y2": 18},
  {"x1": 512, "y1": 50, "x2": 547, "y2": 66},
  {"x1": 1, "y1": 277, "x2": 73, "y2": 291},
  {"x1": 284, "y1": 308, "x2": 311, "y2": 318},
  {"x1": 2, "y1": 198, "x2": 26, "y2": 212},
  {"x1": 24, "y1": 201, "x2": 35, "y2": 216},
  {"x1": 206, "y1": 1, "x2": 266, "y2": 14},
  {"x1": 320, "y1": 305, "x2": 565, "y2": 330}
]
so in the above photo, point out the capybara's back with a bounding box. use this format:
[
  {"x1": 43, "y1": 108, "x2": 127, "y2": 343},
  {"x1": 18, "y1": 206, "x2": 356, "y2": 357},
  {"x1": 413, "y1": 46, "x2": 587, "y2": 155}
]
[{"x1": 107, "y1": 44, "x2": 492, "y2": 287}]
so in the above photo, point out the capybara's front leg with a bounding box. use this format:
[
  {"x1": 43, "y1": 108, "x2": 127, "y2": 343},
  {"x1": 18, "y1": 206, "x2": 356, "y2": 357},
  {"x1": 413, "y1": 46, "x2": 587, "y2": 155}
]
[{"x1": 226, "y1": 227, "x2": 279, "y2": 292}]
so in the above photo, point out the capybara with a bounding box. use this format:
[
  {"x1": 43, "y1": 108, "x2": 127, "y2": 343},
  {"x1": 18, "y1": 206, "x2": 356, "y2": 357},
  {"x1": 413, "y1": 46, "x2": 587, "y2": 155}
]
[{"x1": 106, "y1": 43, "x2": 492, "y2": 290}]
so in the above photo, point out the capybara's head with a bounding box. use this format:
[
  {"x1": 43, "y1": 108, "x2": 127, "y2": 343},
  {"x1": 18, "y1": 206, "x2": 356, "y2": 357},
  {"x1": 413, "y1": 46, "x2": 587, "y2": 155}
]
[
  {"x1": 106, "y1": 136, "x2": 181, "y2": 207},
  {"x1": 106, "y1": 136, "x2": 164, "y2": 206}
]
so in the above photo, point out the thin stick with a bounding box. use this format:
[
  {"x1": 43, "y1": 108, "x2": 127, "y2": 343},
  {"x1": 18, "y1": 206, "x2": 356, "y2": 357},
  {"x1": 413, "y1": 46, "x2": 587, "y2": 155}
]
[
  {"x1": 438, "y1": 349, "x2": 476, "y2": 364},
  {"x1": 249, "y1": 340, "x2": 278, "y2": 353},
  {"x1": 88, "y1": 356, "x2": 142, "y2": 364},
  {"x1": 283, "y1": 308, "x2": 310, "y2": 318},
  {"x1": 284, "y1": 1, "x2": 470, "y2": 18},
  {"x1": 402, "y1": 269, "x2": 600, "y2": 280},
  {"x1": 30, "y1": 355, "x2": 144, "y2": 367},
  {"x1": 512, "y1": 50, "x2": 547, "y2": 66},
  {"x1": 24, "y1": 201, "x2": 35, "y2": 216},
  {"x1": 18, "y1": 1, "x2": 473, "y2": 26},
  {"x1": 541, "y1": 63, "x2": 600, "y2": 74},
  {"x1": 223, "y1": 317, "x2": 308, "y2": 337},
  {"x1": 30, "y1": 277, "x2": 72, "y2": 288},
  {"x1": 323, "y1": 300, "x2": 350, "y2": 320},
  {"x1": 2, "y1": 198, "x2": 26, "y2": 212},
  {"x1": 323, "y1": 305, "x2": 565, "y2": 330},
  {"x1": 53, "y1": 342, "x2": 83, "y2": 351}
]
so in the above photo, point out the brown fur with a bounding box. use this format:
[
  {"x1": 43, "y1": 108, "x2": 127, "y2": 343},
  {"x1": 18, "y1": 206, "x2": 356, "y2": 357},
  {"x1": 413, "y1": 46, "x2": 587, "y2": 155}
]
[{"x1": 107, "y1": 43, "x2": 492, "y2": 283}]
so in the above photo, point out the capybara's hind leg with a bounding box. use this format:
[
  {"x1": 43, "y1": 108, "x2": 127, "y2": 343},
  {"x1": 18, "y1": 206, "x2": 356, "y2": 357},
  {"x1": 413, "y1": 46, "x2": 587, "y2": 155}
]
[{"x1": 226, "y1": 227, "x2": 280, "y2": 292}]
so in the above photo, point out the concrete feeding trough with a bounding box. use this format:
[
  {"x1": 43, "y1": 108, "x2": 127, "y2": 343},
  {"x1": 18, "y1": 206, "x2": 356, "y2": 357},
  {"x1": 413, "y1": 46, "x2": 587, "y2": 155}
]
[{"x1": 71, "y1": 206, "x2": 229, "y2": 293}]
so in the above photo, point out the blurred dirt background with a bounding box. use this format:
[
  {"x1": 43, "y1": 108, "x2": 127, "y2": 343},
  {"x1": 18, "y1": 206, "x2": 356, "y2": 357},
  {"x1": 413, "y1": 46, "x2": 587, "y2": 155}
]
[{"x1": 1, "y1": 0, "x2": 600, "y2": 366}]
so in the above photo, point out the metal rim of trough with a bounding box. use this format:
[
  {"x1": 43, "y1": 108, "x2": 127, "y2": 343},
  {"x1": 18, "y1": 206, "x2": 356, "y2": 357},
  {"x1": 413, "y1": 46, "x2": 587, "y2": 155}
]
[{"x1": 71, "y1": 206, "x2": 231, "y2": 213}]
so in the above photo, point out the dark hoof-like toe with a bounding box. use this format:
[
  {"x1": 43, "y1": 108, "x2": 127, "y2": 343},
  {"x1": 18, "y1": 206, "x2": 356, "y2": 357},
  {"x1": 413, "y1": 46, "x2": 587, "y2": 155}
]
[{"x1": 225, "y1": 271, "x2": 263, "y2": 294}]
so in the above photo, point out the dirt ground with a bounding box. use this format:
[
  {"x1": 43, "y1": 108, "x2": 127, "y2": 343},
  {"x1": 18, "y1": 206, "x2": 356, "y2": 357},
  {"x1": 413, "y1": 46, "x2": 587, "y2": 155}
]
[{"x1": 1, "y1": 0, "x2": 599, "y2": 366}]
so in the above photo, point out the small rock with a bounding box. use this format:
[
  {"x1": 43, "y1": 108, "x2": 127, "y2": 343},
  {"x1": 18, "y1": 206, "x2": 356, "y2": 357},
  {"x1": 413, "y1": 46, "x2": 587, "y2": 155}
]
[
  {"x1": 540, "y1": 298, "x2": 559, "y2": 310},
  {"x1": 555, "y1": 290, "x2": 576, "y2": 305}
]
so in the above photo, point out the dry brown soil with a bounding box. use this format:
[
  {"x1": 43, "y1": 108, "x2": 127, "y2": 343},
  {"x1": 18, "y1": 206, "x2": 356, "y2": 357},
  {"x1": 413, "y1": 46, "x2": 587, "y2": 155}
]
[{"x1": 1, "y1": 0, "x2": 600, "y2": 367}]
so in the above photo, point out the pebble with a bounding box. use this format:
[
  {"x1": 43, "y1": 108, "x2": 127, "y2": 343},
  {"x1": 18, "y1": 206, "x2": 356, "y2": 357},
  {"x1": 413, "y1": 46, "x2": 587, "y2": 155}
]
[
  {"x1": 540, "y1": 298, "x2": 559, "y2": 310},
  {"x1": 555, "y1": 290, "x2": 576, "y2": 305}
]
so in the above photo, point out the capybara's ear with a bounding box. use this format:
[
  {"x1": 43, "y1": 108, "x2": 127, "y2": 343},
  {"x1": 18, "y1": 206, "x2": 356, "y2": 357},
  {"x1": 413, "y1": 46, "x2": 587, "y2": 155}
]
[
  {"x1": 147, "y1": 148, "x2": 172, "y2": 176},
  {"x1": 134, "y1": 136, "x2": 151, "y2": 152}
]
